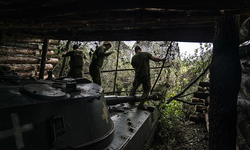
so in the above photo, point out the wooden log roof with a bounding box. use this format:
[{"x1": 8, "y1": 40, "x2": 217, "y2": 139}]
[{"x1": 1, "y1": 0, "x2": 250, "y2": 42}]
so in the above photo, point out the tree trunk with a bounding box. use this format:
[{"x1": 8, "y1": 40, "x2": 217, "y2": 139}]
[{"x1": 209, "y1": 14, "x2": 241, "y2": 150}]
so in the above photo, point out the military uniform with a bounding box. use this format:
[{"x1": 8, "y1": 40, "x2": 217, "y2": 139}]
[
  {"x1": 89, "y1": 45, "x2": 113, "y2": 85},
  {"x1": 130, "y1": 52, "x2": 152, "y2": 106},
  {"x1": 64, "y1": 50, "x2": 85, "y2": 78}
]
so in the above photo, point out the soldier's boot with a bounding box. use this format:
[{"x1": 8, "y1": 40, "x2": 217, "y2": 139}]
[
  {"x1": 128, "y1": 92, "x2": 136, "y2": 106},
  {"x1": 137, "y1": 100, "x2": 147, "y2": 110}
]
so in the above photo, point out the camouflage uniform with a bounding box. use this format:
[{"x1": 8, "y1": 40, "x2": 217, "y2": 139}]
[
  {"x1": 130, "y1": 52, "x2": 152, "y2": 105},
  {"x1": 64, "y1": 50, "x2": 85, "y2": 78},
  {"x1": 130, "y1": 76, "x2": 151, "y2": 101},
  {"x1": 89, "y1": 45, "x2": 113, "y2": 85}
]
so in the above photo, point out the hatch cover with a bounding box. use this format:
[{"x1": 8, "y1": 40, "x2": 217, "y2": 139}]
[{"x1": 20, "y1": 84, "x2": 68, "y2": 100}]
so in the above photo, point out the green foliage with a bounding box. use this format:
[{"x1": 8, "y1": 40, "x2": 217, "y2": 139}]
[
  {"x1": 146, "y1": 42, "x2": 212, "y2": 149},
  {"x1": 52, "y1": 41, "x2": 212, "y2": 149}
]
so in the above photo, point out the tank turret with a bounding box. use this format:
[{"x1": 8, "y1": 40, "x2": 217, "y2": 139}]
[{"x1": 0, "y1": 76, "x2": 159, "y2": 150}]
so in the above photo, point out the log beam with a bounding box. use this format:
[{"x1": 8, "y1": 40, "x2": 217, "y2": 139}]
[
  {"x1": 209, "y1": 14, "x2": 241, "y2": 150},
  {"x1": 2, "y1": 36, "x2": 59, "y2": 45},
  {"x1": 0, "y1": 47, "x2": 54, "y2": 55},
  {"x1": 193, "y1": 91, "x2": 210, "y2": 99},
  {"x1": 0, "y1": 56, "x2": 40, "y2": 64},
  {"x1": 199, "y1": 81, "x2": 210, "y2": 87},
  {"x1": 1, "y1": 42, "x2": 57, "y2": 50},
  {"x1": 0, "y1": 64, "x2": 53, "y2": 71}
]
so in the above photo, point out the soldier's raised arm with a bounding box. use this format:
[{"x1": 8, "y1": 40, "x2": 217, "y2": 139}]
[{"x1": 150, "y1": 56, "x2": 166, "y2": 62}]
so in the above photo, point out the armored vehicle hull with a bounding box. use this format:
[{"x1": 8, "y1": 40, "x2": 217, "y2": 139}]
[{"x1": 0, "y1": 76, "x2": 159, "y2": 150}]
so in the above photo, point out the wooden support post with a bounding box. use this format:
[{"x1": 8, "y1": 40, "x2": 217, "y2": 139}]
[
  {"x1": 39, "y1": 39, "x2": 49, "y2": 80},
  {"x1": 113, "y1": 41, "x2": 120, "y2": 95},
  {"x1": 209, "y1": 14, "x2": 241, "y2": 150},
  {"x1": 59, "y1": 40, "x2": 70, "y2": 77}
]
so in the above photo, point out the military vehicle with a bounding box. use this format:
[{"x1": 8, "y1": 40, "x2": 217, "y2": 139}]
[{"x1": 0, "y1": 73, "x2": 160, "y2": 150}]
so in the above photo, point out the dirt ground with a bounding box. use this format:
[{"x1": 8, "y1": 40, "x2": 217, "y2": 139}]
[
  {"x1": 168, "y1": 121, "x2": 209, "y2": 150},
  {"x1": 148, "y1": 103, "x2": 209, "y2": 150}
]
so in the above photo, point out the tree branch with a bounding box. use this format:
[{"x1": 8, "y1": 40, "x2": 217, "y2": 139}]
[{"x1": 166, "y1": 63, "x2": 210, "y2": 104}]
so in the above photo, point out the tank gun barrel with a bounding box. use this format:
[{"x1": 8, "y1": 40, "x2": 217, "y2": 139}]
[{"x1": 105, "y1": 93, "x2": 161, "y2": 105}]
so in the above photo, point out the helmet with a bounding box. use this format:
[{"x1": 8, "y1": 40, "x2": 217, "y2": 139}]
[{"x1": 103, "y1": 41, "x2": 112, "y2": 47}]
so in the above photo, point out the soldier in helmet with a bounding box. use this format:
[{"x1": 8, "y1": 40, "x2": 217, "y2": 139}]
[
  {"x1": 89, "y1": 41, "x2": 114, "y2": 85},
  {"x1": 130, "y1": 46, "x2": 166, "y2": 110},
  {"x1": 62, "y1": 44, "x2": 87, "y2": 78}
]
